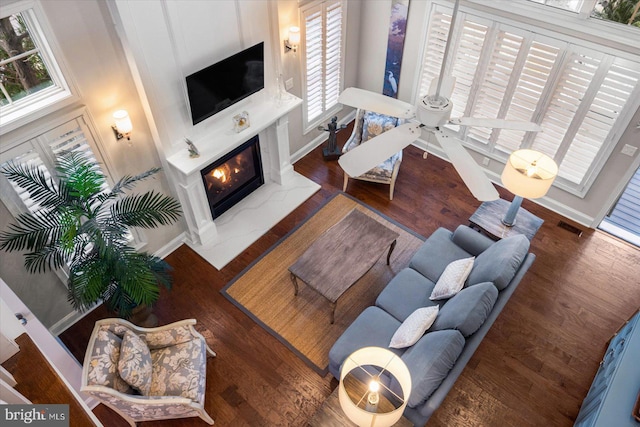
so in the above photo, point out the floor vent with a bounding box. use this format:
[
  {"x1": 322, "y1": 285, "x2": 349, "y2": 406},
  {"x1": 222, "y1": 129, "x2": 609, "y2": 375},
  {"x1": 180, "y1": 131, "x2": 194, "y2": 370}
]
[{"x1": 558, "y1": 220, "x2": 583, "y2": 237}]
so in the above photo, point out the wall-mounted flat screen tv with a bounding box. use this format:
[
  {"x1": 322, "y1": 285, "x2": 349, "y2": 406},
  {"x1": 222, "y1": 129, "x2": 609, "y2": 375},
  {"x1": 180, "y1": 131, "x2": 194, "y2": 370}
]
[{"x1": 186, "y1": 42, "x2": 264, "y2": 125}]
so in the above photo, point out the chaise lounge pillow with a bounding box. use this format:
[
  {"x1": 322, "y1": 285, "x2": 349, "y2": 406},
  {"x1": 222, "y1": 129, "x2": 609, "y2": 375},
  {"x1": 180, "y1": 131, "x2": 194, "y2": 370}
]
[
  {"x1": 389, "y1": 306, "x2": 439, "y2": 349},
  {"x1": 429, "y1": 256, "x2": 475, "y2": 300},
  {"x1": 467, "y1": 234, "x2": 529, "y2": 290},
  {"x1": 431, "y1": 282, "x2": 498, "y2": 337},
  {"x1": 395, "y1": 329, "x2": 465, "y2": 408},
  {"x1": 118, "y1": 330, "x2": 153, "y2": 395}
]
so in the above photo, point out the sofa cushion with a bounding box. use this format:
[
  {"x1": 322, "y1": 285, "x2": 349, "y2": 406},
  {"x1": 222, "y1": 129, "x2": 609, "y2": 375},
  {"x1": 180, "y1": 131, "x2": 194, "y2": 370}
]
[
  {"x1": 389, "y1": 306, "x2": 439, "y2": 349},
  {"x1": 149, "y1": 337, "x2": 206, "y2": 401},
  {"x1": 409, "y1": 228, "x2": 473, "y2": 283},
  {"x1": 394, "y1": 329, "x2": 465, "y2": 408},
  {"x1": 467, "y1": 234, "x2": 530, "y2": 290},
  {"x1": 376, "y1": 268, "x2": 438, "y2": 322},
  {"x1": 328, "y1": 306, "x2": 402, "y2": 378},
  {"x1": 430, "y1": 256, "x2": 475, "y2": 300},
  {"x1": 432, "y1": 282, "x2": 498, "y2": 337},
  {"x1": 118, "y1": 330, "x2": 153, "y2": 395}
]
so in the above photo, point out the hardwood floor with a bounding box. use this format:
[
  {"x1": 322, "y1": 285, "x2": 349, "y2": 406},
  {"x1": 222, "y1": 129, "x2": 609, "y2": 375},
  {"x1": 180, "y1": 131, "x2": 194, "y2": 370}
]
[{"x1": 59, "y1": 137, "x2": 640, "y2": 426}]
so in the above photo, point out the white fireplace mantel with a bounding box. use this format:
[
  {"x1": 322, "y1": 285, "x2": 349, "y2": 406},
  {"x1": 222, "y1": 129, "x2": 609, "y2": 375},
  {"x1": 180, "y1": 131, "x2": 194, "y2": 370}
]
[{"x1": 166, "y1": 93, "x2": 320, "y2": 269}]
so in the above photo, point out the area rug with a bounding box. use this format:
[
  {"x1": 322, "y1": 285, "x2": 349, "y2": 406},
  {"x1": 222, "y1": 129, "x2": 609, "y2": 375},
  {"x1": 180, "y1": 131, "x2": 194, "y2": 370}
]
[{"x1": 221, "y1": 193, "x2": 424, "y2": 375}]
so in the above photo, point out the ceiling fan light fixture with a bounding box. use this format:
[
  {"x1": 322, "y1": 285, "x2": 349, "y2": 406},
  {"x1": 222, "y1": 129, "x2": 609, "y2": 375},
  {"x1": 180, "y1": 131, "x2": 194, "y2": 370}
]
[{"x1": 417, "y1": 95, "x2": 453, "y2": 128}]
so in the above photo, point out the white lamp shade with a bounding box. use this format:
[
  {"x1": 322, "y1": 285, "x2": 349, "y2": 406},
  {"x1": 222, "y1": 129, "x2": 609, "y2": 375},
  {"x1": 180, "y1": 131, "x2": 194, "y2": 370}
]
[
  {"x1": 501, "y1": 149, "x2": 558, "y2": 199},
  {"x1": 338, "y1": 347, "x2": 412, "y2": 427},
  {"x1": 113, "y1": 110, "x2": 133, "y2": 134},
  {"x1": 288, "y1": 26, "x2": 300, "y2": 45}
]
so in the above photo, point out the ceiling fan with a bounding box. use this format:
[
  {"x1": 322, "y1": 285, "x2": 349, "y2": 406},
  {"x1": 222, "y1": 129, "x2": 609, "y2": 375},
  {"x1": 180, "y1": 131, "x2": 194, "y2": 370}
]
[{"x1": 337, "y1": 0, "x2": 542, "y2": 202}]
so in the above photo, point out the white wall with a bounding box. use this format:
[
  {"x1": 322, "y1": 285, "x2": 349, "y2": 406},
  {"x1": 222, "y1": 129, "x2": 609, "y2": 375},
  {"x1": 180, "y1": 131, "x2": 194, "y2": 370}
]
[{"x1": 0, "y1": 0, "x2": 184, "y2": 330}]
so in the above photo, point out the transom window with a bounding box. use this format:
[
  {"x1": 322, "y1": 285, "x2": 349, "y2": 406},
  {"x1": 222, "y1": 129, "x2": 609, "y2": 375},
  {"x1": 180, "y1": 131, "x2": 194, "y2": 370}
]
[
  {"x1": 301, "y1": 0, "x2": 346, "y2": 132},
  {"x1": 419, "y1": 1, "x2": 640, "y2": 197},
  {"x1": 0, "y1": 1, "x2": 73, "y2": 132}
]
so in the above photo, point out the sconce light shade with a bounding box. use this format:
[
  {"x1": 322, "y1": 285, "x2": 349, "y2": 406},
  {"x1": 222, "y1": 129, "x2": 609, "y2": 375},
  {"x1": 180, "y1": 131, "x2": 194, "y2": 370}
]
[
  {"x1": 501, "y1": 149, "x2": 558, "y2": 199},
  {"x1": 112, "y1": 110, "x2": 133, "y2": 141},
  {"x1": 338, "y1": 347, "x2": 411, "y2": 427},
  {"x1": 284, "y1": 26, "x2": 300, "y2": 53},
  {"x1": 289, "y1": 26, "x2": 300, "y2": 45}
]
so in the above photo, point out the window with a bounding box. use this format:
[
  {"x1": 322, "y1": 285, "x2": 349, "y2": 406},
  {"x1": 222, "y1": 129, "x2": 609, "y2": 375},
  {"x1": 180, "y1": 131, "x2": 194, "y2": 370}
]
[
  {"x1": 419, "y1": 2, "x2": 640, "y2": 196},
  {"x1": 0, "y1": 1, "x2": 73, "y2": 132},
  {"x1": 0, "y1": 110, "x2": 145, "y2": 249},
  {"x1": 301, "y1": 0, "x2": 346, "y2": 131}
]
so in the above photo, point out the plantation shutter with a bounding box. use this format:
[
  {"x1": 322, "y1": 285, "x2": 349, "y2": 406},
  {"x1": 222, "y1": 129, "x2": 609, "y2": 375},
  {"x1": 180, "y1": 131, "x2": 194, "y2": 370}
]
[
  {"x1": 1, "y1": 115, "x2": 110, "y2": 214},
  {"x1": 419, "y1": 2, "x2": 640, "y2": 196},
  {"x1": 1, "y1": 147, "x2": 54, "y2": 214},
  {"x1": 302, "y1": 0, "x2": 344, "y2": 128},
  {"x1": 43, "y1": 117, "x2": 110, "y2": 192}
]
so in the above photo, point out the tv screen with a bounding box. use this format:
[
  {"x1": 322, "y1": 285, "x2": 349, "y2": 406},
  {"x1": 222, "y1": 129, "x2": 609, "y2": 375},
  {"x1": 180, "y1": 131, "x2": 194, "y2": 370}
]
[{"x1": 186, "y1": 42, "x2": 264, "y2": 125}]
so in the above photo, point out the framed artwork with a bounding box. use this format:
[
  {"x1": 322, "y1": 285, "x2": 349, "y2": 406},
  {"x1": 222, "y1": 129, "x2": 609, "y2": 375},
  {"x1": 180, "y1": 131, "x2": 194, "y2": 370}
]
[{"x1": 383, "y1": 0, "x2": 410, "y2": 98}]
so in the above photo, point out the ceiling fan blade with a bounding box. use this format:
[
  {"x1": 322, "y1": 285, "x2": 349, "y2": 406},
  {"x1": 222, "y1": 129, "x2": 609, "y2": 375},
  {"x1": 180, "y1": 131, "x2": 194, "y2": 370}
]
[
  {"x1": 338, "y1": 87, "x2": 416, "y2": 119},
  {"x1": 428, "y1": 76, "x2": 456, "y2": 99},
  {"x1": 433, "y1": 129, "x2": 500, "y2": 202},
  {"x1": 338, "y1": 123, "x2": 421, "y2": 177},
  {"x1": 449, "y1": 117, "x2": 542, "y2": 132}
]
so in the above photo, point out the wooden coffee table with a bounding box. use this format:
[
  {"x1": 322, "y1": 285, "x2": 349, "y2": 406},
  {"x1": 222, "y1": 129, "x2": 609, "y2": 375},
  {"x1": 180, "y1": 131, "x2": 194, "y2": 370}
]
[{"x1": 288, "y1": 209, "x2": 399, "y2": 324}]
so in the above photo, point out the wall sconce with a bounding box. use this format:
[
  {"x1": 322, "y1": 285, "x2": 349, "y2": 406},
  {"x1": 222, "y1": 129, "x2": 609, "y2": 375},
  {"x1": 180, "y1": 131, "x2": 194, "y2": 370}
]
[
  {"x1": 284, "y1": 26, "x2": 300, "y2": 53},
  {"x1": 112, "y1": 110, "x2": 132, "y2": 141}
]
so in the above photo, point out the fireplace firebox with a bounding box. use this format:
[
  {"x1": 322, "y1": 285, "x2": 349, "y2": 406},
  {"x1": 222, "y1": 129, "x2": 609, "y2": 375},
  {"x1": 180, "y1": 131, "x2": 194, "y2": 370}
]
[{"x1": 200, "y1": 135, "x2": 264, "y2": 219}]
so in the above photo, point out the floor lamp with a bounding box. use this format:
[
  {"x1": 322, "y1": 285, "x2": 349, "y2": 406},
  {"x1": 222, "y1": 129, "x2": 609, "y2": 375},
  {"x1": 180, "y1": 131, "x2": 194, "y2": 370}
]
[
  {"x1": 501, "y1": 149, "x2": 558, "y2": 227},
  {"x1": 338, "y1": 347, "x2": 412, "y2": 427}
]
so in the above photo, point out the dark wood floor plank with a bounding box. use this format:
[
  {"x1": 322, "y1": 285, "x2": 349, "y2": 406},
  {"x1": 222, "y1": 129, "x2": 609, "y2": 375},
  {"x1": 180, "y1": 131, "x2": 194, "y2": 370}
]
[{"x1": 53, "y1": 131, "x2": 640, "y2": 426}]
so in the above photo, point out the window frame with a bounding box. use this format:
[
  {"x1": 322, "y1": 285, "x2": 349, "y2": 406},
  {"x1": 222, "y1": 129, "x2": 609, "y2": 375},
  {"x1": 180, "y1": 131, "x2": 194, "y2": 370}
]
[
  {"x1": 300, "y1": 0, "x2": 347, "y2": 133},
  {"x1": 0, "y1": 0, "x2": 78, "y2": 135},
  {"x1": 417, "y1": 0, "x2": 640, "y2": 198}
]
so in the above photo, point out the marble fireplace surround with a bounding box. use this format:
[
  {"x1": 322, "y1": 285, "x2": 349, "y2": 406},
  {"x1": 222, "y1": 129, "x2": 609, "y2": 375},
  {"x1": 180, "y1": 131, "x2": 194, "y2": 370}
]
[{"x1": 167, "y1": 94, "x2": 320, "y2": 269}]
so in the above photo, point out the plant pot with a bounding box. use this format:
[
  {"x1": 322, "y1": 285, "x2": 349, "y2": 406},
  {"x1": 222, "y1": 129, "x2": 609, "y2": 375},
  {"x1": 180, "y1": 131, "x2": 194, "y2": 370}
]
[{"x1": 128, "y1": 304, "x2": 159, "y2": 328}]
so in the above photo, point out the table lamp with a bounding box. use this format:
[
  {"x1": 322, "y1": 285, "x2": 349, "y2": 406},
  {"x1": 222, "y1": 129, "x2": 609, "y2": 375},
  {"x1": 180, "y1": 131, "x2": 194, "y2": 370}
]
[
  {"x1": 501, "y1": 149, "x2": 558, "y2": 226},
  {"x1": 339, "y1": 347, "x2": 412, "y2": 427}
]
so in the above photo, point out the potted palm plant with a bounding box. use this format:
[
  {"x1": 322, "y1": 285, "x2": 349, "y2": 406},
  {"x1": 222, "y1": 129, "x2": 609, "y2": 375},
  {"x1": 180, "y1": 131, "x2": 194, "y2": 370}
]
[{"x1": 0, "y1": 151, "x2": 182, "y2": 321}]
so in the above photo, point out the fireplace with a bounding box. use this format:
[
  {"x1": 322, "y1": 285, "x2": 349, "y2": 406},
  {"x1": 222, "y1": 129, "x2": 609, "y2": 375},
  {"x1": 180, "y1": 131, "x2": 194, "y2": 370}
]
[{"x1": 200, "y1": 135, "x2": 264, "y2": 219}]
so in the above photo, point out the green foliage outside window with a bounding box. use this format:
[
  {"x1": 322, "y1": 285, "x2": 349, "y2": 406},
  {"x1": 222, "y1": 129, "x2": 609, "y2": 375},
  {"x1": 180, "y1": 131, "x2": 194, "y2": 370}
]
[
  {"x1": 0, "y1": 12, "x2": 53, "y2": 106},
  {"x1": 592, "y1": 0, "x2": 640, "y2": 27}
]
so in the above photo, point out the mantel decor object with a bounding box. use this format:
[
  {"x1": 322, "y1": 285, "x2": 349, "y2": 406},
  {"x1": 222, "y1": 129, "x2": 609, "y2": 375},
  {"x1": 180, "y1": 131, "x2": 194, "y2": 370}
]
[
  {"x1": 185, "y1": 138, "x2": 200, "y2": 158},
  {"x1": 233, "y1": 111, "x2": 250, "y2": 133}
]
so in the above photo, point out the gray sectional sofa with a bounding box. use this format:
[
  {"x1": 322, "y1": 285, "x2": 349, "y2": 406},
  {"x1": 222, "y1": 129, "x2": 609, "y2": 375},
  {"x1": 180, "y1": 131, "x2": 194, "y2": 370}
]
[{"x1": 328, "y1": 224, "x2": 535, "y2": 426}]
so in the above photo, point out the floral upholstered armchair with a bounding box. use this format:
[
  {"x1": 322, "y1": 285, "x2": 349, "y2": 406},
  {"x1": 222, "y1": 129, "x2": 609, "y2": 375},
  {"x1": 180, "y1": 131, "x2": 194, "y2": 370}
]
[
  {"x1": 341, "y1": 109, "x2": 405, "y2": 200},
  {"x1": 81, "y1": 318, "x2": 216, "y2": 426}
]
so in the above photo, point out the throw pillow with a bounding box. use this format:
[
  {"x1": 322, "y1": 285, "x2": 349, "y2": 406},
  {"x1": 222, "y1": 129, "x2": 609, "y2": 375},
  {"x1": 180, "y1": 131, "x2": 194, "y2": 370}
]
[
  {"x1": 118, "y1": 330, "x2": 152, "y2": 395},
  {"x1": 389, "y1": 306, "x2": 439, "y2": 349},
  {"x1": 361, "y1": 111, "x2": 398, "y2": 143},
  {"x1": 429, "y1": 256, "x2": 475, "y2": 300}
]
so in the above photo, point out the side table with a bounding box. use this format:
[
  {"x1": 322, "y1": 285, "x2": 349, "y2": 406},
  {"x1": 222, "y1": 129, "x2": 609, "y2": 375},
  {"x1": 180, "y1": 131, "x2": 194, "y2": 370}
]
[{"x1": 469, "y1": 198, "x2": 543, "y2": 241}]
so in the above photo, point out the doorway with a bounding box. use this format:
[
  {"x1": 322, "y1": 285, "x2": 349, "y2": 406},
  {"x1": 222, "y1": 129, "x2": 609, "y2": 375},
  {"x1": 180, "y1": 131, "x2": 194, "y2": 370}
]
[{"x1": 599, "y1": 166, "x2": 640, "y2": 247}]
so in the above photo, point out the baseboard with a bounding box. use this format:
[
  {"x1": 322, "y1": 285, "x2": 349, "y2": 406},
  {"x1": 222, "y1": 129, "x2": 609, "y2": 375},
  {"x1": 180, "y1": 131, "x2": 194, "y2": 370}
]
[
  {"x1": 291, "y1": 111, "x2": 356, "y2": 164},
  {"x1": 153, "y1": 231, "x2": 187, "y2": 259},
  {"x1": 49, "y1": 308, "x2": 97, "y2": 337}
]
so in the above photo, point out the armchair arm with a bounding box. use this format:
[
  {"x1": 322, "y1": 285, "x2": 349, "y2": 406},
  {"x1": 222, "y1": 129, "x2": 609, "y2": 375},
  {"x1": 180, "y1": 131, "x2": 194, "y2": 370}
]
[
  {"x1": 342, "y1": 109, "x2": 366, "y2": 153},
  {"x1": 451, "y1": 225, "x2": 494, "y2": 256}
]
